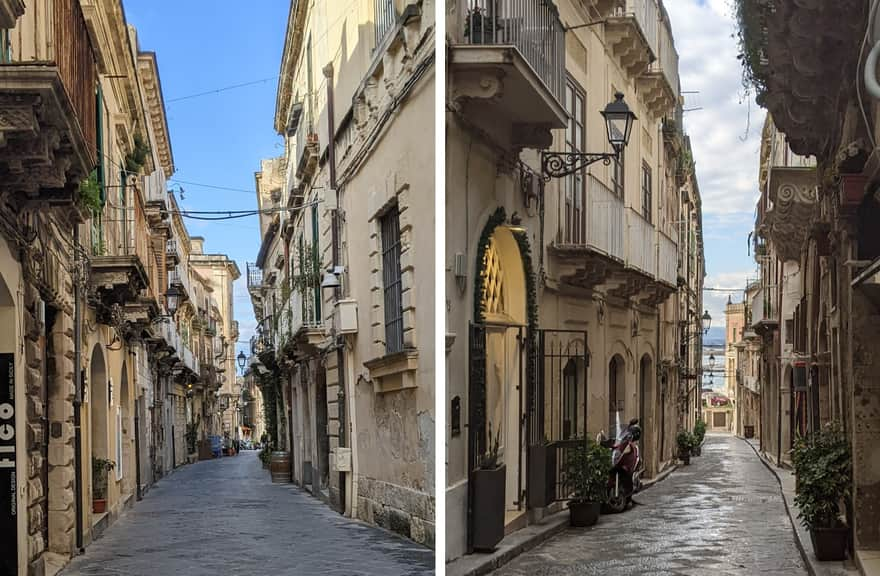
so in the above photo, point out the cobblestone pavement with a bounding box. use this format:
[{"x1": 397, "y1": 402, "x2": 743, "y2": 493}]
[
  {"x1": 493, "y1": 434, "x2": 807, "y2": 576},
  {"x1": 62, "y1": 450, "x2": 434, "y2": 576}
]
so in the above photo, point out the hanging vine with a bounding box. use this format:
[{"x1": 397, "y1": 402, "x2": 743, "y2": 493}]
[{"x1": 732, "y1": 0, "x2": 770, "y2": 103}]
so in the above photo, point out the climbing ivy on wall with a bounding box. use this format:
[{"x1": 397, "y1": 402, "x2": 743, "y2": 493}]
[
  {"x1": 257, "y1": 350, "x2": 280, "y2": 449},
  {"x1": 472, "y1": 207, "x2": 540, "y2": 442}
]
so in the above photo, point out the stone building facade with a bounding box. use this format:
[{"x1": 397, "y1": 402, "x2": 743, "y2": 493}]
[
  {"x1": 248, "y1": 0, "x2": 435, "y2": 548},
  {"x1": 445, "y1": 0, "x2": 704, "y2": 562},
  {"x1": 0, "y1": 2, "x2": 236, "y2": 574},
  {"x1": 736, "y1": 0, "x2": 880, "y2": 566}
]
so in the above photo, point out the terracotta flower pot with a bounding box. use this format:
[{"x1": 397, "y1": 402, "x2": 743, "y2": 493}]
[{"x1": 92, "y1": 499, "x2": 107, "y2": 514}]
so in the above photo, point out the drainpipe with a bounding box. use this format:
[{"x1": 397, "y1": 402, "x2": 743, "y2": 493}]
[{"x1": 73, "y1": 225, "x2": 84, "y2": 553}]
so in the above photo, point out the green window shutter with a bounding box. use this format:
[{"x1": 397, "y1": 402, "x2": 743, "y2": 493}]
[
  {"x1": 96, "y1": 84, "x2": 105, "y2": 206},
  {"x1": 311, "y1": 204, "x2": 321, "y2": 319}
]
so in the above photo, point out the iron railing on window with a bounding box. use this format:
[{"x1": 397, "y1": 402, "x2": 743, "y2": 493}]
[
  {"x1": 381, "y1": 206, "x2": 404, "y2": 354},
  {"x1": 461, "y1": 0, "x2": 565, "y2": 105},
  {"x1": 375, "y1": 0, "x2": 397, "y2": 46},
  {"x1": 246, "y1": 262, "x2": 262, "y2": 290}
]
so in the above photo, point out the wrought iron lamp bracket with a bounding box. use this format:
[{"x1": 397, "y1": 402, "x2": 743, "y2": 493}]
[{"x1": 541, "y1": 150, "x2": 619, "y2": 180}]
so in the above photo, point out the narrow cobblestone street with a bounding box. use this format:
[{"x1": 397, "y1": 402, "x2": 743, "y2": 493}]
[
  {"x1": 61, "y1": 451, "x2": 434, "y2": 576},
  {"x1": 492, "y1": 435, "x2": 806, "y2": 576}
]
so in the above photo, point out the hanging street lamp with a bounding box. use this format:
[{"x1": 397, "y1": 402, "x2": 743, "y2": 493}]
[{"x1": 541, "y1": 92, "x2": 637, "y2": 179}]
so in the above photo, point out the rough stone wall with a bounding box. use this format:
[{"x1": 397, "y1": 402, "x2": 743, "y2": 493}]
[
  {"x1": 850, "y1": 288, "x2": 880, "y2": 549},
  {"x1": 357, "y1": 475, "x2": 435, "y2": 547}
]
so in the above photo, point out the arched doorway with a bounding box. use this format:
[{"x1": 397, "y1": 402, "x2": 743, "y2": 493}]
[
  {"x1": 119, "y1": 361, "x2": 132, "y2": 496},
  {"x1": 89, "y1": 344, "x2": 108, "y2": 511},
  {"x1": 608, "y1": 354, "x2": 626, "y2": 438},
  {"x1": 480, "y1": 228, "x2": 527, "y2": 521}
]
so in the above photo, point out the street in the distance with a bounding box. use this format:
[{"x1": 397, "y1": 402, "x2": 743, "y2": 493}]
[{"x1": 61, "y1": 450, "x2": 433, "y2": 576}]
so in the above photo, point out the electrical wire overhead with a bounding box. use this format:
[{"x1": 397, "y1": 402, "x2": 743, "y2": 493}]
[{"x1": 166, "y1": 76, "x2": 279, "y2": 104}]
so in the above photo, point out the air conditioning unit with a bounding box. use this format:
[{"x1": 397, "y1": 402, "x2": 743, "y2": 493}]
[{"x1": 335, "y1": 299, "x2": 358, "y2": 334}]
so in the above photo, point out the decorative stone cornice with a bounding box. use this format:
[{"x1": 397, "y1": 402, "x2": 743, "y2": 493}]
[
  {"x1": 137, "y1": 52, "x2": 175, "y2": 176},
  {"x1": 0, "y1": 0, "x2": 24, "y2": 29}
]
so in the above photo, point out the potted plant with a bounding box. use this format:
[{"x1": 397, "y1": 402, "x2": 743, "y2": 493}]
[
  {"x1": 92, "y1": 458, "x2": 115, "y2": 513},
  {"x1": 463, "y1": 5, "x2": 501, "y2": 44},
  {"x1": 472, "y1": 423, "x2": 505, "y2": 551},
  {"x1": 792, "y1": 422, "x2": 851, "y2": 561},
  {"x1": 692, "y1": 420, "x2": 706, "y2": 456},
  {"x1": 677, "y1": 430, "x2": 694, "y2": 465},
  {"x1": 566, "y1": 438, "x2": 612, "y2": 527}
]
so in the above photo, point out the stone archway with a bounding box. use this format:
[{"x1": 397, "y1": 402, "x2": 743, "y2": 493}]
[
  {"x1": 481, "y1": 226, "x2": 527, "y2": 517},
  {"x1": 120, "y1": 361, "x2": 133, "y2": 496},
  {"x1": 89, "y1": 343, "x2": 109, "y2": 513}
]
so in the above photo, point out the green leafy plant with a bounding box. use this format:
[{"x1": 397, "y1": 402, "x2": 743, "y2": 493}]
[
  {"x1": 259, "y1": 444, "x2": 273, "y2": 466},
  {"x1": 677, "y1": 430, "x2": 695, "y2": 455},
  {"x1": 566, "y1": 438, "x2": 612, "y2": 504},
  {"x1": 291, "y1": 240, "x2": 322, "y2": 295},
  {"x1": 185, "y1": 415, "x2": 201, "y2": 454},
  {"x1": 732, "y1": 0, "x2": 769, "y2": 102},
  {"x1": 792, "y1": 422, "x2": 851, "y2": 529},
  {"x1": 693, "y1": 420, "x2": 707, "y2": 446},
  {"x1": 125, "y1": 132, "x2": 151, "y2": 174},
  {"x1": 78, "y1": 170, "x2": 103, "y2": 214},
  {"x1": 480, "y1": 422, "x2": 502, "y2": 470},
  {"x1": 91, "y1": 457, "x2": 115, "y2": 500}
]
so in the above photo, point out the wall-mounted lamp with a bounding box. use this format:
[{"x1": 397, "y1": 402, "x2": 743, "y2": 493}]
[
  {"x1": 321, "y1": 265, "x2": 345, "y2": 290},
  {"x1": 454, "y1": 253, "x2": 467, "y2": 294}
]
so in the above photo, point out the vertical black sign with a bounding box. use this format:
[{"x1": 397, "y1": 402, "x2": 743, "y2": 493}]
[{"x1": 0, "y1": 353, "x2": 16, "y2": 576}]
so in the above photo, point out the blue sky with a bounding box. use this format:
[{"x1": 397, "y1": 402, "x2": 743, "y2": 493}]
[
  {"x1": 124, "y1": 0, "x2": 759, "y2": 358},
  {"x1": 666, "y1": 0, "x2": 764, "y2": 324},
  {"x1": 126, "y1": 1, "x2": 290, "y2": 359}
]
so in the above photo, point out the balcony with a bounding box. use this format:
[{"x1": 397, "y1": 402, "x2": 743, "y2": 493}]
[
  {"x1": 625, "y1": 208, "x2": 655, "y2": 278},
  {"x1": 605, "y1": 0, "x2": 658, "y2": 79},
  {"x1": 735, "y1": 0, "x2": 862, "y2": 156},
  {"x1": 750, "y1": 287, "x2": 778, "y2": 337},
  {"x1": 657, "y1": 230, "x2": 677, "y2": 287},
  {"x1": 758, "y1": 160, "x2": 819, "y2": 261},
  {"x1": 449, "y1": 0, "x2": 566, "y2": 151},
  {"x1": 292, "y1": 290, "x2": 325, "y2": 351},
  {"x1": 549, "y1": 177, "x2": 674, "y2": 304},
  {"x1": 0, "y1": 0, "x2": 97, "y2": 197},
  {"x1": 168, "y1": 263, "x2": 192, "y2": 302},
  {"x1": 636, "y1": 12, "x2": 678, "y2": 119},
  {"x1": 90, "y1": 188, "x2": 162, "y2": 327},
  {"x1": 295, "y1": 112, "x2": 319, "y2": 182},
  {"x1": 246, "y1": 262, "x2": 263, "y2": 295},
  {"x1": 166, "y1": 238, "x2": 180, "y2": 266},
  {"x1": 550, "y1": 175, "x2": 624, "y2": 289}
]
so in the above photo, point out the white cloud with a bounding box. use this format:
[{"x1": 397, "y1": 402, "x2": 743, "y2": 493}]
[
  {"x1": 702, "y1": 269, "x2": 756, "y2": 323},
  {"x1": 667, "y1": 0, "x2": 765, "y2": 218}
]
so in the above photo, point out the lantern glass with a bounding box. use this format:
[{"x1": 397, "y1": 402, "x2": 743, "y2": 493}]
[
  {"x1": 601, "y1": 92, "x2": 636, "y2": 153},
  {"x1": 165, "y1": 286, "x2": 180, "y2": 315}
]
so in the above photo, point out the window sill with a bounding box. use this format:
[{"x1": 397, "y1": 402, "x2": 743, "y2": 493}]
[{"x1": 364, "y1": 348, "x2": 419, "y2": 393}]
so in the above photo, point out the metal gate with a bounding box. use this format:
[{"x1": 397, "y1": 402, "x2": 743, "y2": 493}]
[
  {"x1": 467, "y1": 322, "x2": 527, "y2": 549},
  {"x1": 530, "y1": 329, "x2": 589, "y2": 503},
  {"x1": 466, "y1": 323, "x2": 486, "y2": 553}
]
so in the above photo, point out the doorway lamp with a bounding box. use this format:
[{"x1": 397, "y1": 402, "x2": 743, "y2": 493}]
[{"x1": 541, "y1": 92, "x2": 637, "y2": 179}]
